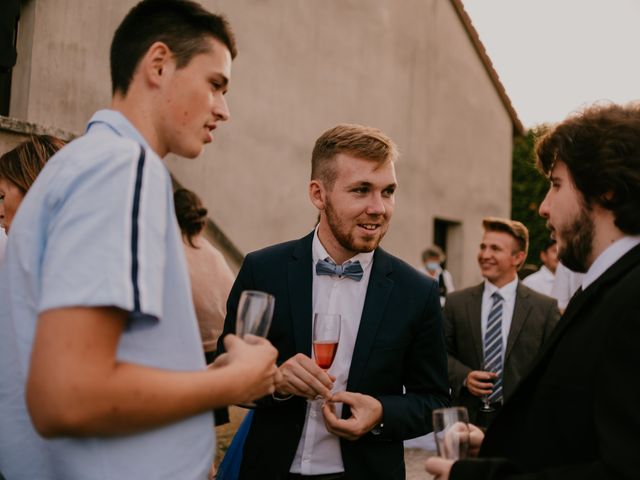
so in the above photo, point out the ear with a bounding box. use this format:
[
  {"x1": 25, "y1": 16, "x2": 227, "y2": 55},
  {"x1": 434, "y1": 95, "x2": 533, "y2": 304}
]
[
  {"x1": 139, "y1": 41, "x2": 174, "y2": 88},
  {"x1": 601, "y1": 190, "x2": 615, "y2": 205},
  {"x1": 309, "y1": 179, "x2": 326, "y2": 211},
  {"x1": 513, "y1": 250, "x2": 526, "y2": 268}
]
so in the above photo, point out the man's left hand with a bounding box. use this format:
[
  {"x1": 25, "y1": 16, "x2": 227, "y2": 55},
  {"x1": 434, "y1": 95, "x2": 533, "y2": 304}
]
[
  {"x1": 321, "y1": 391, "x2": 382, "y2": 441},
  {"x1": 425, "y1": 457, "x2": 454, "y2": 480}
]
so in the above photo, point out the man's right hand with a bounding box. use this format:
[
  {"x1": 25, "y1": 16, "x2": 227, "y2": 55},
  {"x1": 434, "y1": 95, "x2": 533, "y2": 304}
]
[
  {"x1": 275, "y1": 353, "x2": 335, "y2": 399},
  {"x1": 424, "y1": 423, "x2": 485, "y2": 478},
  {"x1": 220, "y1": 334, "x2": 280, "y2": 403},
  {"x1": 465, "y1": 370, "x2": 497, "y2": 397}
]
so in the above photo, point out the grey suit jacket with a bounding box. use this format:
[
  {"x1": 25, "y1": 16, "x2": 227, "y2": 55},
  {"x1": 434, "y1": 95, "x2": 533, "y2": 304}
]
[{"x1": 444, "y1": 281, "x2": 560, "y2": 421}]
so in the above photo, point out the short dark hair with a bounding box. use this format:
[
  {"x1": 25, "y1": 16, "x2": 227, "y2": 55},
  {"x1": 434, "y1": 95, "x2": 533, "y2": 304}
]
[
  {"x1": 542, "y1": 237, "x2": 557, "y2": 252},
  {"x1": 311, "y1": 123, "x2": 398, "y2": 188},
  {"x1": 482, "y1": 217, "x2": 529, "y2": 269},
  {"x1": 174, "y1": 188, "x2": 207, "y2": 248},
  {"x1": 0, "y1": 135, "x2": 65, "y2": 193},
  {"x1": 110, "y1": 0, "x2": 237, "y2": 95},
  {"x1": 536, "y1": 102, "x2": 640, "y2": 234}
]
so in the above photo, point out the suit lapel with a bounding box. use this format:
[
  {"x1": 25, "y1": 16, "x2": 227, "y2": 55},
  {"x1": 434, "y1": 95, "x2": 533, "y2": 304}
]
[
  {"x1": 466, "y1": 284, "x2": 484, "y2": 366},
  {"x1": 288, "y1": 232, "x2": 314, "y2": 356},
  {"x1": 346, "y1": 248, "x2": 394, "y2": 392},
  {"x1": 505, "y1": 284, "x2": 532, "y2": 361}
]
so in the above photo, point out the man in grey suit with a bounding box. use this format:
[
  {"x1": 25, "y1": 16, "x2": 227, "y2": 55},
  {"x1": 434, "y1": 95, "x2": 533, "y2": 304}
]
[{"x1": 444, "y1": 217, "x2": 559, "y2": 428}]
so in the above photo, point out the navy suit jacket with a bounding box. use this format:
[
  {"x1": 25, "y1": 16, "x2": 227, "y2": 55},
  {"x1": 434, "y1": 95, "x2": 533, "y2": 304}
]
[
  {"x1": 218, "y1": 232, "x2": 449, "y2": 480},
  {"x1": 451, "y1": 243, "x2": 640, "y2": 480}
]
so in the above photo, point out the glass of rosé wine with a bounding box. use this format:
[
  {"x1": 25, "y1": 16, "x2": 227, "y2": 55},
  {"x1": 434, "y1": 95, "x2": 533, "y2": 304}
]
[{"x1": 312, "y1": 313, "x2": 341, "y2": 370}]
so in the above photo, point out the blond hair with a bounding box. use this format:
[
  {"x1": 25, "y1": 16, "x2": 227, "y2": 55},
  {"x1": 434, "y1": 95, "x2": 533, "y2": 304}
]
[
  {"x1": 311, "y1": 123, "x2": 398, "y2": 188},
  {"x1": 482, "y1": 217, "x2": 529, "y2": 269},
  {"x1": 0, "y1": 135, "x2": 65, "y2": 193}
]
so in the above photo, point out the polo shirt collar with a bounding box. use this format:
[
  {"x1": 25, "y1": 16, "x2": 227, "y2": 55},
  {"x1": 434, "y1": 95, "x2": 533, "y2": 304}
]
[{"x1": 85, "y1": 109, "x2": 152, "y2": 152}]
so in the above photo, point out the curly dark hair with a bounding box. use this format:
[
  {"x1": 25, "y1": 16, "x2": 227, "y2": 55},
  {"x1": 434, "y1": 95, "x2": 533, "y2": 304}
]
[
  {"x1": 536, "y1": 102, "x2": 640, "y2": 234},
  {"x1": 174, "y1": 188, "x2": 207, "y2": 247}
]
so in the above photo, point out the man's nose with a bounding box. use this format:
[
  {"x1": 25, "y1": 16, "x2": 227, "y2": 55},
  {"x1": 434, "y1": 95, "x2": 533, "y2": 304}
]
[
  {"x1": 539, "y1": 190, "x2": 551, "y2": 218},
  {"x1": 213, "y1": 95, "x2": 230, "y2": 122},
  {"x1": 366, "y1": 193, "x2": 385, "y2": 215}
]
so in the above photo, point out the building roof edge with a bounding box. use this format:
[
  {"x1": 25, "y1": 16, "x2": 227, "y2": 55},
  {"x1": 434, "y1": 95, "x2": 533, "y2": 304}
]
[{"x1": 449, "y1": 0, "x2": 526, "y2": 136}]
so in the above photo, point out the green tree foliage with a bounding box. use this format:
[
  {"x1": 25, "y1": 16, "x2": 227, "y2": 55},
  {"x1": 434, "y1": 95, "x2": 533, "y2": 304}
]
[{"x1": 511, "y1": 126, "x2": 551, "y2": 268}]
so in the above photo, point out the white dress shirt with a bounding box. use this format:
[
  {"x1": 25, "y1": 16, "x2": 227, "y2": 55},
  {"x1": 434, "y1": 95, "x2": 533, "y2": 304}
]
[
  {"x1": 481, "y1": 277, "x2": 519, "y2": 352},
  {"x1": 289, "y1": 229, "x2": 374, "y2": 475},
  {"x1": 424, "y1": 265, "x2": 455, "y2": 306},
  {"x1": 552, "y1": 262, "x2": 584, "y2": 310},
  {"x1": 582, "y1": 235, "x2": 640, "y2": 290},
  {"x1": 522, "y1": 265, "x2": 555, "y2": 297}
]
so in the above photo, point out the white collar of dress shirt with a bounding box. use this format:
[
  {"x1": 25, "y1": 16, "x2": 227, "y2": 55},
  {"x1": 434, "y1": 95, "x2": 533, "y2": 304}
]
[
  {"x1": 582, "y1": 235, "x2": 640, "y2": 290},
  {"x1": 483, "y1": 275, "x2": 519, "y2": 302},
  {"x1": 538, "y1": 265, "x2": 555, "y2": 280},
  {"x1": 312, "y1": 226, "x2": 374, "y2": 270}
]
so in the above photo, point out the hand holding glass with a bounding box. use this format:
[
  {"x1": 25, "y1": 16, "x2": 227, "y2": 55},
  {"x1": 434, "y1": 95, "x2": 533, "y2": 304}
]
[
  {"x1": 479, "y1": 361, "x2": 497, "y2": 412},
  {"x1": 235, "y1": 290, "x2": 275, "y2": 406},
  {"x1": 433, "y1": 407, "x2": 470, "y2": 460}
]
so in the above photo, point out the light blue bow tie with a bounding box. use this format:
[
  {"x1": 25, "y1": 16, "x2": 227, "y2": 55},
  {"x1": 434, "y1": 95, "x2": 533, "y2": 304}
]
[{"x1": 315, "y1": 258, "x2": 364, "y2": 281}]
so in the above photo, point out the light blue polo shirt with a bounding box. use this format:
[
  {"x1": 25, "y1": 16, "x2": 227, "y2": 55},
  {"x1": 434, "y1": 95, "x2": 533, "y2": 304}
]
[{"x1": 0, "y1": 110, "x2": 214, "y2": 479}]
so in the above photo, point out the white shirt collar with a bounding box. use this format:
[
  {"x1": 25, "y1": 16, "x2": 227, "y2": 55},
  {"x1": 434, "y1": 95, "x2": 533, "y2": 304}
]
[
  {"x1": 312, "y1": 226, "x2": 374, "y2": 270},
  {"x1": 538, "y1": 265, "x2": 555, "y2": 280},
  {"x1": 483, "y1": 275, "x2": 519, "y2": 301},
  {"x1": 582, "y1": 235, "x2": 640, "y2": 289}
]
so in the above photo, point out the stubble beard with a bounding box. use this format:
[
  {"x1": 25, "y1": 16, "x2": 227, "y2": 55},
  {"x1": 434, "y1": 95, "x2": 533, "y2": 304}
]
[
  {"x1": 557, "y1": 206, "x2": 594, "y2": 273},
  {"x1": 324, "y1": 198, "x2": 386, "y2": 255}
]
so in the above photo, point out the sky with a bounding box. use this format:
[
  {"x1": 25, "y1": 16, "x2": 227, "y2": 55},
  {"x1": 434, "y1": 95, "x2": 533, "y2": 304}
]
[{"x1": 462, "y1": 0, "x2": 640, "y2": 128}]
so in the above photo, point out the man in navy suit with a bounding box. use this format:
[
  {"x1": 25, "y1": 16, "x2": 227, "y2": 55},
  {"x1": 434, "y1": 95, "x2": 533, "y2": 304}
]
[
  {"x1": 426, "y1": 103, "x2": 640, "y2": 480},
  {"x1": 219, "y1": 123, "x2": 449, "y2": 480}
]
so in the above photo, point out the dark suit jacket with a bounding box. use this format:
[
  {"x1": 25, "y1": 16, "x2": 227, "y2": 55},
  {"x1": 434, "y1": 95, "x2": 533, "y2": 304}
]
[
  {"x1": 451, "y1": 243, "x2": 640, "y2": 480},
  {"x1": 444, "y1": 282, "x2": 560, "y2": 422},
  {"x1": 217, "y1": 232, "x2": 449, "y2": 480}
]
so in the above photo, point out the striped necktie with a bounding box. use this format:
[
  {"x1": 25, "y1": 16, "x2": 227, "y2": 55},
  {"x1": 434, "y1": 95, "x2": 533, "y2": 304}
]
[{"x1": 484, "y1": 291, "x2": 504, "y2": 403}]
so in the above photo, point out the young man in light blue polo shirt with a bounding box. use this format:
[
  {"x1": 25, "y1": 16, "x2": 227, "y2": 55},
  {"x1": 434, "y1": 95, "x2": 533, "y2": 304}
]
[{"x1": 0, "y1": 1, "x2": 279, "y2": 478}]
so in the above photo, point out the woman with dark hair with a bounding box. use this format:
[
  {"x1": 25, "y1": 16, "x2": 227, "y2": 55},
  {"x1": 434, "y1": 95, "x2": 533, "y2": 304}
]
[
  {"x1": 0, "y1": 134, "x2": 65, "y2": 234},
  {"x1": 174, "y1": 188, "x2": 235, "y2": 363}
]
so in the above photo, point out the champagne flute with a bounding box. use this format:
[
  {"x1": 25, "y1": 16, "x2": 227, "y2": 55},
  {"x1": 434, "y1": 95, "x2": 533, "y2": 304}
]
[
  {"x1": 479, "y1": 360, "x2": 496, "y2": 413},
  {"x1": 432, "y1": 407, "x2": 470, "y2": 460},
  {"x1": 235, "y1": 290, "x2": 275, "y2": 406},
  {"x1": 236, "y1": 290, "x2": 275, "y2": 338},
  {"x1": 312, "y1": 313, "x2": 341, "y2": 370}
]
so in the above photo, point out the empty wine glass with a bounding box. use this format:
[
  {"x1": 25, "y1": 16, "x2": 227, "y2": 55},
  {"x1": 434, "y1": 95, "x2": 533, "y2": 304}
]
[
  {"x1": 236, "y1": 290, "x2": 275, "y2": 338},
  {"x1": 235, "y1": 290, "x2": 275, "y2": 407}
]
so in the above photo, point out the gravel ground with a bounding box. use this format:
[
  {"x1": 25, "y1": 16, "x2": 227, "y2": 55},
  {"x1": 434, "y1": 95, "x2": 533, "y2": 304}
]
[{"x1": 404, "y1": 448, "x2": 435, "y2": 480}]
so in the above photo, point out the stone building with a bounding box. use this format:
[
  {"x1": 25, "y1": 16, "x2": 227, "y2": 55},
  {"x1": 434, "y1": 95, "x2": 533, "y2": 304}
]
[{"x1": 0, "y1": 0, "x2": 523, "y2": 287}]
